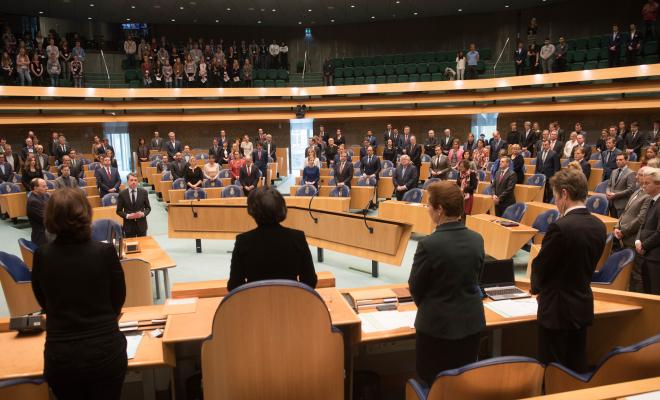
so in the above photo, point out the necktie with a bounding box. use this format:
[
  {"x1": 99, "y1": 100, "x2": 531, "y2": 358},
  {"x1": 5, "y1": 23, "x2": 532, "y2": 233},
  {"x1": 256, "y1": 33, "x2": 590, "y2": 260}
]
[
  {"x1": 107, "y1": 167, "x2": 111, "y2": 178},
  {"x1": 542, "y1": 151, "x2": 547, "y2": 163},
  {"x1": 340, "y1": 162, "x2": 345, "y2": 172},
  {"x1": 61, "y1": 145, "x2": 64, "y2": 152},
  {"x1": 131, "y1": 190, "x2": 136, "y2": 205},
  {"x1": 606, "y1": 151, "x2": 611, "y2": 163},
  {"x1": 368, "y1": 156, "x2": 371, "y2": 164},
  {"x1": 499, "y1": 171, "x2": 504, "y2": 183},
  {"x1": 615, "y1": 168, "x2": 623, "y2": 185},
  {"x1": 248, "y1": 166, "x2": 251, "y2": 175},
  {"x1": 64, "y1": 178, "x2": 70, "y2": 187}
]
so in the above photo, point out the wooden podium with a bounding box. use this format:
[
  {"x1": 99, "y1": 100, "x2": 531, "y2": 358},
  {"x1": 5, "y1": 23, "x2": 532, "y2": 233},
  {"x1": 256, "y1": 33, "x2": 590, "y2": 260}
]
[{"x1": 168, "y1": 200, "x2": 413, "y2": 277}]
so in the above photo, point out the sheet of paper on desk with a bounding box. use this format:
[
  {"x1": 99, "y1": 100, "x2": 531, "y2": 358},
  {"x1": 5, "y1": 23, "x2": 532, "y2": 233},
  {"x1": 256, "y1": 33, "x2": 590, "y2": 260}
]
[
  {"x1": 359, "y1": 310, "x2": 417, "y2": 333},
  {"x1": 484, "y1": 299, "x2": 538, "y2": 318},
  {"x1": 163, "y1": 297, "x2": 198, "y2": 315},
  {"x1": 623, "y1": 391, "x2": 660, "y2": 400},
  {"x1": 125, "y1": 332, "x2": 144, "y2": 360}
]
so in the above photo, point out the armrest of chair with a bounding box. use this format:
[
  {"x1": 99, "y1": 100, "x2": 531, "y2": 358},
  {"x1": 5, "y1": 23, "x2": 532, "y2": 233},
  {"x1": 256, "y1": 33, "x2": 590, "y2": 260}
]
[{"x1": 405, "y1": 378, "x2": 429, "y2": 400}]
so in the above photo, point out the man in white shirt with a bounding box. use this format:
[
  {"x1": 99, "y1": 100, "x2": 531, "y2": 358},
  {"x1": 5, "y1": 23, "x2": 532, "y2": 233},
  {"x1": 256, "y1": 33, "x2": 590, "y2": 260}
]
[
  {"x1": 268, "y1": 40, "x2": 280, "y2": 69},
  {"x1": 124, "y1": 35, "x2": 137, "y2": 67},
  {"x1": 539, "y1": 37, "x2": 556, "y2": 73}
]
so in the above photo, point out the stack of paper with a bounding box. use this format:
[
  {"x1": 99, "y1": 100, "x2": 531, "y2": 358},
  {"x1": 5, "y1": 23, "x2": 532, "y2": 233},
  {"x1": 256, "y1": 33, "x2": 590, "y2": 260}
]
[
  {"x1": 125, "y1": 332, "x2": 144, "y2": 360},
  {"x1": 484, "y1": 299, "x2": 538, "y2": 318},
  {"x1": 359, "y1": 310, "x2": 417, "y2": 333}
]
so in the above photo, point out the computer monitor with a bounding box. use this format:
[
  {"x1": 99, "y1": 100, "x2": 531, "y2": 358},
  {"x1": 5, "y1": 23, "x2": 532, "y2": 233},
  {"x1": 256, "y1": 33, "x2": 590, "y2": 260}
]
[{"x1": 479, "y1": 259, "x2": 515, "y2": 288}]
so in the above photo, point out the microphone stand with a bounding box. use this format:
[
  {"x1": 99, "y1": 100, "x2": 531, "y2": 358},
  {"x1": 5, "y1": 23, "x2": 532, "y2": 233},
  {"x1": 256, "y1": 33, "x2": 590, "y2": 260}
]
[{"x1": 307, "y1": 187, "x2": 319, "y2": 224}]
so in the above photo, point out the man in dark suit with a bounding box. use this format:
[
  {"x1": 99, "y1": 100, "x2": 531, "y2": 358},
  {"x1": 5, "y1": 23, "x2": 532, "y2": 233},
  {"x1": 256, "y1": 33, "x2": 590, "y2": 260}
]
[
  {"x1": 606, "y1": 153, "x2": 637, "y2": 217},
  {"x1": 361, "y1": 146, "x2": 381, "y2": 181},
  {"x1": 625, "y1": 24, "x2": 642, "y2": 66},
  {"x1": 514, "y1": 41, "x2": 526, "y2": 75},
  {"x1": 439, "y1": 128, "x2": 453, "y2": 155},
  {"x1": 95, "y1": 155, "x2": 121, "y2": 197},
  {"x1": 116, "y1": 173, "x2": 151, "y2": 237},
  {"x1": 264, "y1": 134, "x2": 276, "y2": 161},
  {"x1": 54, "y1": 165, "x2": 79, "y2": 189},
  {"x1": 521, "y1": 121, "x2": 538, "y2": 156},
  {"x1": 169, "y1": 152, "x2": 187, "y2": 180},
  {"x1": 531, "y1": 168, "x2": 607, "y2": 373},
  {"x1": 252, "y1": 142, "x2": 269, "y2": 180},
  {"x1": 21, "y1": 137, "x2": 36, "y2": 162},
  {"x1": 533, "y1": 130, "x2": 550, "y2": 156},
  {"x1": 394, "y1": 155, "x2": 418, "y2": 201},
  {"x1": 324, "y1": 138, "x2": 338, "y2": 168},
  {"x1": 27, "y1": 178, "x2": 50, "y2": 246},
  {"x1": 48, "y1": 131, "x2": 60, "y2": 157},
  {"x1": 239, "y1": 155, "x2": 260, "y2": 196},
  {"x1": 549, "y1": 130, "x2": 563, "y2": 155},
  {"x1": 573, "y1": 148, "x2": 592, "y2": 181},
  {"x1": 334, "y1": 129, "x2": 346, "y2": 147},
  {"x1": 365, "y1": 130, "x2": 377, "y2": 150},
  {"x1": 536, "y1": 140, "x2": 561, "y2": 202},
  {"x1": 54, "y1": 136, "x2": 69, "y2": 164},
  {"x1": 209, "y1": 137, "x2": 222, "y2": 161},
  {"x1": 333, "y1": 152, "x2": 354, "y2": 189},
  {"x1": 601, "y1": 137, "x2": 623, "y2": 180},
  {"x1": 406, "y1": 136, "x2": 423, "y2": 170},
  {"x1": 383, "y1": 123, "x2": 394, "y2": 145},
  {"x1": 423, "y1": 129, "x2": 439, "y2": 156},
  {"x1": 429, "y1": 145, "x2": 450, "y2": 180},
  {"x1": 488, "y1": 131, "x2": 506, "y2": 162},
  {"x1": 636, "y1": 168, "x2": 660, "y2": 294},
  {"x1": 625, "y1": 121, "x2": 647, "y2": 160},
  {"x1": 607, "y1": 24, "x2": 623, "y2": 67},
  {"x1": 164, "y1": 131, "x2": 183, "y2": 159},
  {"x1": 2, "y1": 144, "x2": 19, "y2": 173},
  {"x1": 150, "y1": 131, "x2": 163, "y2": 151},
  {"x1": 506, "y1": 121, "x2": 521, "y2": 146},
  {"x1": 319, "y1": 125, "x2": 329, "y2": 144},
  {"x1": 490, "y1": 157, "x2": 517, "y2": 216},
  {"x1": 35, "y1": 145, "x2": 49, "y2": 172},
  {"x1": 67, "y1": 150, "x2": 84, "y2": 179},
  {"x1": 569, "y1": 134, "x2": 592, "y2": 161},
  {"x1": 0, "y1": 153, "x2": 14, "y2": 183}
]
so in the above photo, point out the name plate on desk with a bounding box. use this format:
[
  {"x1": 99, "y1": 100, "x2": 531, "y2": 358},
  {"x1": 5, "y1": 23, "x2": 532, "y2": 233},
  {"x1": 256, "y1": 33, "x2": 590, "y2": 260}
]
[{"x1": 124, "y1": 241, "x2": 141, "y2": 254}]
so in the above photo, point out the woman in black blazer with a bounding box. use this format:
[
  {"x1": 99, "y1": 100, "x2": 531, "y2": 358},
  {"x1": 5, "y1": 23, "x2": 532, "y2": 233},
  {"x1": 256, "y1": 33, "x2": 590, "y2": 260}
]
[
  {"x1": 227, "y1": 187, "x2": 317, "y2": 291},
  {"x1": 382, "y1": 138, "x2": 398, "y2": 163},
  {"x1": 31, "y1": 188, "x2": 127, "y2": 399},
  {"x1": 408, "y1": 181, "x2": 485, "y2": 386}
]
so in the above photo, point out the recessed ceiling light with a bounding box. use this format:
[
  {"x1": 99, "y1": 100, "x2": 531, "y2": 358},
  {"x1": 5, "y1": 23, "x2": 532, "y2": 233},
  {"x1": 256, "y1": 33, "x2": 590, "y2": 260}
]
[
  {"x1": 257, "y1": 20, "x2": 262, "y2": 24},
  {"x1": 272, "y1": 8, "x2": 276, "y2": 12},
  {"x1": 395, "y1": 0, "x2": 400, "y2": 3},
  {"x1": 413, "y1": 11, "x2": 418, "y2": 15},
  {"x1": 350, "y1": 4, "x2": 355, "y2": 8},
  {"x1": 89, "y1": 3, "x2": 94, "y2": 7},
  {"x1": 126, "y1": 18, "x2": 131, "y2": 21},
  {"x1": 131, "y1": 5, "x2": 135, "y2": 8},
  {"x1": 179, "y1": 6, "x2": 184, "y2": 9},
  {"x1": 458, "y1": 8, "x2": 462, "y2": 11},
  {"x1": 38, "y1": 11, "x2": 44, "y2": 14},
  {"x1": 330, "y1": 19, "x2": 335, "y2": 22},
  {"x1": 88, "y1": 17, "x2": 92, "y2": 20},
  {"x1": 504, "y1": 4, "x2": 510, "y2": 7},
  {"x1": 371, "y1": 15, "x2": 375, "y2": 19},
  {"x1": 215, "y1": 19, "x2": 219, "y2": 23},
  {"x1": 226, "y1": 7, "x2": 231, "y2": 10},
  {"x1": 298, "y1": 21, "x2": 302, "y2": 24},
  {"x1": 307, "y1": 8, "x2": 312, "y2": 11},
  {"x1": 171, "y1": 18, "x2": 176, "y2": 21}
]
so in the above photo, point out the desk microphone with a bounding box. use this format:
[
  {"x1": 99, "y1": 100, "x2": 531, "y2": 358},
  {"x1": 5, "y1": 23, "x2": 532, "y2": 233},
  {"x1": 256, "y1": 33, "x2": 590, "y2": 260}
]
[
  {"x1": 308, "y1": 188, "x2": 319, "y2": 224},
  {"x1": 190, "y1": 195, "x2": 200, "y2": 218},
  {"x1": 361, "y1": 202, "x2": 374, "y2": 234}
]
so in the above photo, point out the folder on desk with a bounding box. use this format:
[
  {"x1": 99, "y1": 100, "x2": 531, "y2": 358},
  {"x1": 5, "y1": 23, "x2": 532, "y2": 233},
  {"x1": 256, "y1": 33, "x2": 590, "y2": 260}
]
[
  {"x1": 348, "y1": 288, "x2": 398, "y2": 312},
  {"x1": 391, "y1": 287, "x2": 413, "y2": 304}
]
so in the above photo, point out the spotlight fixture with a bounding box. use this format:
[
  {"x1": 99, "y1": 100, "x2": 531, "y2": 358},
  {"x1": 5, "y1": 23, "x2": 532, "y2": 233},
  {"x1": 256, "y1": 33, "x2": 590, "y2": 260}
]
[{"x1": 295, "y1": 104, "x2": 308, "y2": 119}]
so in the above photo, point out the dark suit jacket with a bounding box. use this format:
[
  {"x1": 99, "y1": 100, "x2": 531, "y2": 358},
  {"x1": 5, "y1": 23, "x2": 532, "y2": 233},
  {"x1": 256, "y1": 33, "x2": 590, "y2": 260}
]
[
  {"x1": 570, "y1": 144, "x2": 592, "y2": 161},
  {"x1": 489, "y1": 139, "x2": 507, "y2": 162},
  {"x1": 31, "y1": 238, "x2": 126, "y2": 340},
  {"x1": 429, "y1": 155, "x2": 451, "y2": 179},
  {"x1": 507, "y1": 130, "x2": 522, "y2": 145},
  {"x1": 521, "y1": 130, "x2": 538, "y2": 154},
  {"x1": 333, "y1": 161, "x2": 354, "y2": 187},
  {"x1": 491, "y1": 168, "x2": 517, "y2": 208},
  {"x1": 164, "y1": 140, "x2": 183, "y2": 158},
  {"x1": 21, "y1": 146, "x2": 36, "y2": 162},
  {"x1": 550, "y1": 140, "x2": 564, "y2": 155},
  {"x1": 27, "y1": 193, "x2": 49, "y2": 246},
  {"x1": 227, "y1": 224, "x2": 317, "y2": 291},
  {"x1": 264, "y1": 141, "x2": 276, "y2": 161},
  {"x1": 208, "y1": 145, "x2": 222, "y2": 162},
  {"x1": 625, "y1": 130, "x2": 647, "y2": 159},
  {"x1": 0, "y1": 162, "x2": 13, "y2": 182},
  {"x1": 169, "y1": 160, "x2": 187, "y2": 180},
  {"x1": 334, "y1": 135, "x2": 346, "y2": 147},
  {"x1": 531, "y1": 208, "x2": 606, "y2": 330},
  {"x1": 409, "y1": 221, "x2": 485, "y2": 339},
  {"x1": 601, "y1": 148, "x2": 622, "y2": 180},
  {"x1": 35, "y1": 153, "x2": 50, "y2": 171},
  {"x1": 95, "y1": 166, "x2": 122, "y2": 197},
  {"x1": 360, "y1": 155, "x2": 381, "y2": 178},
  {"x1": 150, "y1": 137, "x2": 163, "y2": 150},
  {"x1": 625, "y1": 31, "x2": 642, "y2": 50},
  {"x1": 439, "y1": 136, "x2": 453, "y2": 153},
  {"x1": 394, "y1": 164, "x2": 418, "y2": 189},
  {"x1": 407, "y1": 144, "x2": 422, "y2": 168},
  {"x1": 116, "y1": 187, "x2": 151, "y2": 236},
  {"x1": 579, "y1": 159, "x2": 592, "y2": 181},
  {"x1": 239, "y1": 165, "x2": 260, "y2": 188},
  {"x1": 514, "y1": 48, "x2": 526, "y2": 62},
  {"x1": 68, "y1": 159, "x2": 84, "y2": 179},
  {"x1": 607, "y1": 32, "x2": 622, "y2": 49},
  {"x1": 251, "y1": 149, "x2": 269, "y2": 174},
  {"x1": 512, "y1": 154, "x2": 525, "y2": 183},
  {"x1": 54, "y1": 144, "x2": 69, "y2": 163},
  {"x1": 536, "y1": 150, "x2": 560, "y2": 178},
  {"x1": 638, "y1": 198, "x2": 660, "y2": 261}
]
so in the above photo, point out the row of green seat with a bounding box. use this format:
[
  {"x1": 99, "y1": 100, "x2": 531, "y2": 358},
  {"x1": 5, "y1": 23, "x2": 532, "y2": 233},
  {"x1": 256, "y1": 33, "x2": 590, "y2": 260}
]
[
  {"x1": 335, "y1": 73, "x2": 445, "y2": 85},
  {"x1": 567, "y1": 41, "x2": 657, "y2": 63},
  {"x1": 331, "y1": 49, "x2": 492, "y2": 68},
  {"x1": 569, "y1": 55, "x2": 659, "y2": 71},
  {"x1": 567, "y1": 35, "x2": 646, "y2": 51},
  {"x1": 334, "y1": 61, "x2": 486, "y2": 78},
  {"x1": 124, "y1": 68, "x2": 289, "y2": 83}
]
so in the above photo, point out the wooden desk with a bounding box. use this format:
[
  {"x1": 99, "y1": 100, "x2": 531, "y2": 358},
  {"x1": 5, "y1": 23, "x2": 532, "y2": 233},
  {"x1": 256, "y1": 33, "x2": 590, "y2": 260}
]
[
  {"x1": 289, "y1": 185, "x2": 375, "y2": 210},
  {"x1": 521, "y1": 202, "x2": 618, "y2": 232},
  {"x1": 125, "y1": 236, "x2": 177, "y2": 298},
  {"x1": 477, "y1": 181, "x2": 543, "y2": 202},
  {"x1": 588, "y1": 168, "x2": 604, "y2": 191},
  {"x1": 184, "y1": 196, "x2": 351, "y2": 213},
  {"x1": 169, "y1": 187, "x2": 223, "y2": 204},
  {"x1": 378, "y1": 201, "x2": 434, "y2": 235},
  {"x1": 378, "y1": 177, "x2": 394, "y2": 199},
  {"x1": 472, "y1": 194, "x2": 495, "y2": 215},
  {"x1": 420, "y1": 162, "x2": 430, "y2": 181},
  {"x1": 522, "y1": 377, "x2": 660, "y2": 400},
  {"x1": 466, "y1": 214, "x2": 538, "y2": 259},
  {"x1": 92, "y1": 205, "x2": 123, "y2": 224}
]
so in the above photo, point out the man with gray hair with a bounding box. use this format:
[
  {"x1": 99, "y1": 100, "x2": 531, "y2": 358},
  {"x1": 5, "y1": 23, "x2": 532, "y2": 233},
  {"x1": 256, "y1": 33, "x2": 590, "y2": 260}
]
[
  {"x1": 394, "y1": 155, "x2": 418, "y2": 201},
  {"x1": 635, "y1": 167, "x2": 660, "y2": 294}
]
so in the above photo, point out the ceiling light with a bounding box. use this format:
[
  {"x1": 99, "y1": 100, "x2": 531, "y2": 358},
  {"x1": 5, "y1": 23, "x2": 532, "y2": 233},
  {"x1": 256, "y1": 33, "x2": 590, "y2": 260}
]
[
  {"x1": 38, "y1": 11, "x2": 44, "y2": 14},
  {"x1": 330, "y1": 19, "x2": 335, "y2": 22},
  {"x1": 307, "y1": 8, "x2": 312, "y2": 11},
  {"x1": 226, "y1": 7, "x2": 231, "y2": 11},
  {"x1": 89, "y1": 3, "x2": 94, "y2": 6},
  {"x1": 179, "y1": 6, "x2": 184, "y2": 9},
  {"x1": 350, "y1": 4, "x2": 355, "y2": 8},
  {"x1": 131, "y1": 5, "x2": 135, "y2": 8},
  {"x1": 298, "y1": 21, "x2": 302, "y2": 24},
  {"x1": 413, "y1": 12, "x2": 418, "y2": 15},
  {"x1": 215, "y1": 19, "x2": 219, "y2": 22},
  {"x1": 458, "y1": 8, "x2": 462, "y2": 11},
  {"x1": 171, "y1": 18, "x2": 176, "y2": 21},
  {"x1": 272, "y1": 8, "x2": 276, "y2": 12},
  {"x1": 395, "y1": 0, "x2": 400, "y2": 3},
  {"x1": 371, "y1": 15, "x2": 375, "y2": 19},
  {"x1": 126, "y1": 18, "x2": 131, "y2": 21},
  {"x1": 257, "y1": 20, "x2": 262, "y2": 24},
  {"x1": 505, "y1": 4, "x2": 510, "y2": 7},
  {"x1": 88, "y1": 17, "x2": 92, "y2": 20}
]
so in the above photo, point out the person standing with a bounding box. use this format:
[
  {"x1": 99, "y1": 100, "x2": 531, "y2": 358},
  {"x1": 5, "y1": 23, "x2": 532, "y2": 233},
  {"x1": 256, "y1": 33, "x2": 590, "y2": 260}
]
[
  {"x1": 491, "y1": 157, "x2": 517, "y2": 216},
  {"x1": 27, "y1": 178, "x2": 50, "y2": 246},
  {"x1": 539, "y1": 38, "x2": 556, "y2": 73},
  {"x1": 455, "y1": 51, "x2": 466, "y2": 80},
  {"x1": 531, "y1": 169, "x2": 607, "y2": 373},
  {"x1": 635, "y1": 167, "x2": 660, "y2": 294},
  {"x1": 31, "y1": 188, "x2": 127, "y2": 399},
  {"x1": 606, "y1": 154, "x2": 636, "y2": 217},
  {"x1": 116, "y1": 173, "x2": 151, "y2": 237},
  {"x1": 536, "y1": 140, "x2": 561, "y2": 202},
  {"x1": 514, "y1": 42, "x2": 526, "y2": 76},
  {"x1": 95, "y1": 155, "x2": 121, "y2": 197},
  {"x1": 409, "y1": 181, "x2": 484, "y2": 385},
  {"x1": 607, "y1": 25, "x2": 623, "y2": 68}
]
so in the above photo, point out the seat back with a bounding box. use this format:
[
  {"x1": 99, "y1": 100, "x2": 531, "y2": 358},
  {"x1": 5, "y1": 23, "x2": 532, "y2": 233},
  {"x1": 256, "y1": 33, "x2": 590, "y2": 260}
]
[
  {"x1": 0, "y1": 182, "x2": 20, "y2": 194},
  {"x1": 172, "y1": 178, "x2": 187, "y2": 190},
  {"x1": 101, "y1": 193, "x2": 120, "y2": 207},
  {"x1": 202, "y1": 280, "x2": 343, "y2": 400},
  {"x1": 447, "y1": 170, "x2": 459, "y2": 180},
  {"x1": 222, "y1": 185, "x2": 243, "y2": 198},
  {"x1": 526, "y1": 174, "x2": 546, "y2": 187},
  {"x1": 544, "y1": 334, "x2": 660, "y2": 394},
  {"x1": 0, "y1": 378, "x2": 49, "y2": 400},
  {"x1": 42, "y1": 171, "x2": 56, "y2": 180},
  {"x1": 380, "y1": 168, "x2": 394, "y2": 177},
  {"x1": 502, "y1": 203, "x2": 528, "y2": 222},
  {"x1": 382, "y1": 160, "x2": 394, "y2": 169},
  {"x1": 358, "y1": 176, "x2": 376, "y2": 186},
  {"x1": 203, "y1": 178, "x2": 223, "y2": 188},
  {"x1": 329, "y1": 186, "x2": 350, "y2": 197},
  {"x1": 418, "y1": 356, "x2": 544, "y2": 400},
  {"x1": 595, "y1": 233, "x2": 614, "y2": 271},
  {"x1": 592, "y1": 248, "x2": 634, "y2": 289},
  {"x1": 0, "y1": 252, "x2": 40, "y2": 316},
  {"x1": 482, "y1": 185, "x2": 493, "y2": 195},
  {"x1": 120, "y1": 259, "x2": 153, "y2": 307},
  {"x1": 218, "y1": 169, "x2": 232, "y2": 179},
  {"x1": 421, "y1": 154, "x2": 431, "y2": 162},
  {"x1": 184, "y1": 188, "x2": 207, "y2": 200},
  {"x1": 295, "y1": 184, "x2": 318, "y2": 197},
  {"x1": 531, "y1": 209, "x2": 559, "y2": 234},
  {"x1": 423, "y1": 178, "x2": 441, "y2": 189},
  {"x1": 477, "y1": 170, "x2": 487, "y2": 182},
  {"x1": 91, "y1": 219, "x2": 123, "y2": 242},
  {"x1": 593, "y1": 160, "x2": 603, "y2": 168},
  {"x1": 17, "y1": 238, "x2": 37, "y2": 270},
  {"x1": 78, "y1": 178, "x2": 87, "y2": 187},
  {"x1": 586, "y1": 194, "x2": 609, "y2": 215},
  {"x1": 594, "y1": 180, "x2": 609, "y2": 194},
  {"x1": 402, "y1": 188, "x2": 424, "y2": 203}
]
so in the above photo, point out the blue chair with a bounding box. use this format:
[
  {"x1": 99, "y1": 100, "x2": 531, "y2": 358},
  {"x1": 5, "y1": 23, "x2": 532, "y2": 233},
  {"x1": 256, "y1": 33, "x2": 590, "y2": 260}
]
[
  {"x1": 161, "y1": 171, "x2": 173, "y2": 181},
  {"x1": 402, "y1": 188, "x2": 424, "y2": 203},
  {"x1": 88, "y1": 162, "x2": 100, "y2": 170},
  {"x1": 101, "y1": 193, "x2": 119, "y2": 206},
  {"x1": 406, "y1": 356, "x2": 544, "y2": 400},
  {"x1": 592, "y1": 160, "x2": 603, "y2": 168},
  {"x1": 357, "y1": 176, "x2": 376, "y2": 186},
  {"x1": 447, "y1": 170, "x2": 459, "y2": 180},
  {"x1": 329, "y1": 186, "x2": 350, "y2": 197},
  {"x1": 423, "y1": 178, "x2": 440, "y2": 189},
  {"x1": 380, "y1": 168, "x2": 394, "y2": 177},
  {"x1": 184, "y1": 188, "x2": 207, "y2": 200},
  {"x1": 203, "y1": 178, "x2": 223, "y2": 188},
  {"x1": 526, "y1": 174, "x2": 546, "y2": 187},
  {"x1": 149, "y1": 154, "x2": 162, "y2": 161},
  {"x1": 0, "y1": 182, "x2": 20, "y2": 194},
  {"x1": 531, "y1": 209, "x2": 560, "y2": 244},
  {"x1": 421, "y1": 154, "x2": 432, "y2": 162},
  {"x1": 382, "y1": 160, "x2": 394, "y2": 169},
  {"x1": 319, "y1": 155, "x2": 327, "y2": 162},
  {"x1": 544, "y1": 334, "x2": 660, "y2": 394},
  {"x1": 91, "y1": 219, "x2": 123, "y2": 242},
  {"x1": 629, "y1": 152, "x2": 638, "y2": 161},
  {"x1": 522, "y1": 150, "x2": 531, "y2": 158},
  {"x1": 586, "y1": 194, "x2": 609, "y2": 215},
  {"x1": 354, "y1": 168, "x2": 363, "y2": 177},
  {"x1": 328, "y1": 168, "x2": 335, "y2": 176},
  {"x1": 12, "y1": 174, "x2": 21, "y2": 184},
  {"x1": 78, "y1": 178, "x2": 87, "y2": 187},
  {"x1": 18, "y1": 238, "x2": 37, "y2": 269},
  {"x1": 296, "y1": 184, "x2": 318, "y2": 196},
  {"x1": 218, "y1": 169, "x2": 232, "y2": 179},
  {"x1": 477, "y1": 170, "x2": 487, "y2": 181},
  {"x1": 590, "y1": 152, "x2": 601, "y2": 160},
  {"x1": 43, "y1": 171, "x2": 56, "y2": 180},
  {"x1": 502, "y1": 203, "x2": 527, "y2": 222},
  {"x1": 560, "y1": 158, "x2": 570, "y2": 167},
  {"x1": 172, "y1": 178, "x2": 187, "y2": 190},
  {"x1": 328, "y1": 178, "x2": 337, "y2": 185},
  {"x1": 353, "y1": 161, "x2": 362, "y2": 169},
  {"x1": 222, "y1": 185, "x2": 243, "y2": 197},
  {"x1": 594, "y1": 180, "x2": 609, "y2": 194},
  {"x1": 482, "y1": 185, "x2": 493, "y2": 195},
  {"x1": 0, "y1": 377, "x2": 48, "y2": 399},
  {"x1": 591, "y1": 249, "x2": 635, "y2": 290},
  {"x1": 529, "y1": 158, "x2": 537, "y2": 165},
  {"x1": 150, "y1": 159, "x2": 161, "y2": 167},
  {"x1": 346, "y1": 149, "x2": 354, "y2": 157},
  {"x1": 45, "y1": 180, "x2": 56, "y2": 190},
  {"x1": 0, "y1": 252, "x2": 40, "y2": 316},
  {"x1": 195, "y1": 153, "x2": 208, "y2": 160}
]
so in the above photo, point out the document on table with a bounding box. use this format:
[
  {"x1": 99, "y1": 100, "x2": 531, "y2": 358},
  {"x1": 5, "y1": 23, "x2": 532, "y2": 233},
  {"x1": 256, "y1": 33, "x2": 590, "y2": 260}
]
[
  {"x1": 623, "y1": 391, "x2": 660, "y2": 400},
  {"x1": 359, "y1": 310, "x2": 417, "y2": 333},
  {"x1": 125, "y1": 332, "x2": 144, "y2": 360},
  {"x1": 484, "y1": 299, "x2": 538, "y2": 318}
]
